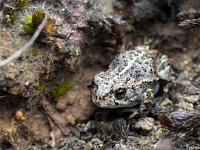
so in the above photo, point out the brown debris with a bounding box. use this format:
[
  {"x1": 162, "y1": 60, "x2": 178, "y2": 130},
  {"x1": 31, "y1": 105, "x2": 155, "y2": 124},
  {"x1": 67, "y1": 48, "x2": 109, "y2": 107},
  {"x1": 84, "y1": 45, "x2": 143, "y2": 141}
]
[
  {"x1": 178, "y1": 18, "x2": 200, "y2": 30},
  {"x1": 158, "y1": 111, "x2": 200, "y2": 134}
]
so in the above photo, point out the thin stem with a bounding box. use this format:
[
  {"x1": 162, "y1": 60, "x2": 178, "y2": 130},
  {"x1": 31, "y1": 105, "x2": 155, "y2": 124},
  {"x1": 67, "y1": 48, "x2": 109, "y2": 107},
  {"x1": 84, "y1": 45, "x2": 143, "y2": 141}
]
[{"x1": 0, "y1": 15, "x2": 47, "y2": 67}]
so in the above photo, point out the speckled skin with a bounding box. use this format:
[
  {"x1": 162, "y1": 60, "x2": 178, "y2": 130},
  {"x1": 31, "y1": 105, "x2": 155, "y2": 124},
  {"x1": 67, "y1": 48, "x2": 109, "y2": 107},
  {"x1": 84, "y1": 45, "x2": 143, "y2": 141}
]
[{"x1": 92, "y1": 46, "x2": 173, "y2": 114}]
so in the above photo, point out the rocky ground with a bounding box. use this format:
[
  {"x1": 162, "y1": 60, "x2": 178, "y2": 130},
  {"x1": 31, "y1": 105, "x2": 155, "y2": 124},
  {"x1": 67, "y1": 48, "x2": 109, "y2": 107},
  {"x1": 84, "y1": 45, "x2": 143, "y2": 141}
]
[{"x1": 0, "y1": 0, "x2": 200, "y2": 149}]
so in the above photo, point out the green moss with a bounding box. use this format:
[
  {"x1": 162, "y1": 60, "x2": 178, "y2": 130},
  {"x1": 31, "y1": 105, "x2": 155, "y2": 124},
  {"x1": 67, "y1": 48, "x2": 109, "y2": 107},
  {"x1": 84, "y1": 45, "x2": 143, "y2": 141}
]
[
  {"x1": 31, "y1": 49, "x2": 40, "y2": 56},
  {"x1": 126, "y1": 24, "x2": 135, "y2": 32},
  {"x1": 7, "y1": 0, "x2": 28, "y2": 24},
  {"x1": 24, "y1": 14, "x2": 34, "y2": 34},
  {"x1": 53, "y1": 80, "x2": 73, "y2": 97},
  {"x1": 22, "y1": 5, "x2": 46, "y2": 34},
  {"x1": 9, "y1": 11, "x2": 18, "y2": 23},
  {"x1": 16, "y1": 0, "x2": 28, "y2": 9},
  {"x1": 25, "y1": 24, "x2": 34, "y2": 34},
  {"x1": 36, "y1": 83, "x2": 46, "y2": 92},
  {"x1": 32, "y1": 5, "x2": 45, "y2": 28},
  {"x1": 24, "y1": 14, "x2": 32, "y2": 24}
]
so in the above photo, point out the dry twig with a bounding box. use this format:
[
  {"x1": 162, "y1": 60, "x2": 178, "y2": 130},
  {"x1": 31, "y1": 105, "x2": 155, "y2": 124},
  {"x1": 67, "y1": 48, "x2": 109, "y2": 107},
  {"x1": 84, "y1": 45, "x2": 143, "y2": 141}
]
[{"x1": 40, "y1": 95, "x2": 66, "y2": 135}]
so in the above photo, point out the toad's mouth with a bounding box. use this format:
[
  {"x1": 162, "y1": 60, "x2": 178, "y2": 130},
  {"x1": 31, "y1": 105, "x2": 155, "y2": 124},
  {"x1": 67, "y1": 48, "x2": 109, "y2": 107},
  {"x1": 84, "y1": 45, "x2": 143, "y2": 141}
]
[
  {"x1": 92, "y1": 95, "x2": 119, "y2": 108},
  {"x1": 92, "y1": 95, "x2": 134, "y2": 108}
]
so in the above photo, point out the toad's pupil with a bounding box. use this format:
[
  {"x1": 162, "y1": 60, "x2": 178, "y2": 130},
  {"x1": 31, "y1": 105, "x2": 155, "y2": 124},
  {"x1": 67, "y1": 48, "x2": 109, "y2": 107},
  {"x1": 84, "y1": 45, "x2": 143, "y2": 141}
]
[{"x1": 115, "y1": 89, "x2": 126, "y2": 99}]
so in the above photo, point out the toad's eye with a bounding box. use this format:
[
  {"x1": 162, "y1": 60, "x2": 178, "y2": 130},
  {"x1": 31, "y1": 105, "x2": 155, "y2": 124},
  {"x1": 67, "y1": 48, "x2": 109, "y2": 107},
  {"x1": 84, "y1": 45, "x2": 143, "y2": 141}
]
[{"x1": 115, "y1": 88, "x2": 126, "y2": 99}]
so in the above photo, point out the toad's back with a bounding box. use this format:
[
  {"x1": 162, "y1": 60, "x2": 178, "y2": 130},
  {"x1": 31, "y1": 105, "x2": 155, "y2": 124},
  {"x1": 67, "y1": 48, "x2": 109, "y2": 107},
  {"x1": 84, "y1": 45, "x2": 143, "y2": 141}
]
[{"x1": 109, "y1": 46, "x2": 158, "y2": 82}]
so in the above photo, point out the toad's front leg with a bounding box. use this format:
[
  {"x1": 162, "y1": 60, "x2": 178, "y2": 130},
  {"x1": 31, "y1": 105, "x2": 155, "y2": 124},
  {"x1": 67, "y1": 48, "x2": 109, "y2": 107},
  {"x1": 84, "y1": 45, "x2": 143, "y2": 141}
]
[
  {"x1": 139, "y1": 92, "x2": 154, "y2": 117},
  {"x1": 127, "y1": 93, "x2": 154, "y2": 119}
]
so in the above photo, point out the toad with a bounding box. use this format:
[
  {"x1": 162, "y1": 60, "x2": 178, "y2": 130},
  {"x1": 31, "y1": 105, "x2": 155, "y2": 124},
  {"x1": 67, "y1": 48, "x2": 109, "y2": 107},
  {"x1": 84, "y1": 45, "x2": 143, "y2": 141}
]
[{"x1": 92, "y1": 46, "x2": 173, "y2": 116}]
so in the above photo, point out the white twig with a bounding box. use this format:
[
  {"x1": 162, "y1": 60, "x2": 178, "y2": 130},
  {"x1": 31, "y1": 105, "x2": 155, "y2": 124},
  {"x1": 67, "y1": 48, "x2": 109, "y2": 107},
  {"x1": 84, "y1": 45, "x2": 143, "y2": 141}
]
[{"x1": 0, "y1": 15, "x2": 47, "y2": 67}]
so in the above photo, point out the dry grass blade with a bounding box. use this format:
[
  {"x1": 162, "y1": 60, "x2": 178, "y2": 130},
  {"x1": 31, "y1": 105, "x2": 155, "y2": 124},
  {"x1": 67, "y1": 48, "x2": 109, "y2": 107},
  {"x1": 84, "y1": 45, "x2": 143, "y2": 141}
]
[
  {"x1": 0, "y1": 15, "x2": 47, "y2": 67},
  {"x1": 158, "y1": 114, "x2": 174, "y2": 131},
  {"x1": 113, "y1": 118, "x2": 129, "y2": 141}
]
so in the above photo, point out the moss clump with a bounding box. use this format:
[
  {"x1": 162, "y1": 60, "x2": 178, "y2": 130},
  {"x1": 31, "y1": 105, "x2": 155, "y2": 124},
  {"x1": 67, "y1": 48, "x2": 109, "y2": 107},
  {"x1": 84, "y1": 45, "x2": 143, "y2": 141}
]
[
  {"x1": 24, "y1": 14, "x2": 32, "y2": 24},
  {"x1": 9, "y1": 11, "x2": 19, "y2": 23},
  {"x1": 31, "y1": 49, "x2": 40, "y2": 56},
  {"x1": 23, "y1": 5, "x2": 55, "y2": 34},
  {"x1": 44, "y1": 17, "x2": 55, "y2": 34},
  {"x1": 53, "y1": 80, "x2": 73, "y2": 97},
  {"x1": 7, "y1": 0, "x2": 28, "y2": 23},
  {"x1": 126, "y1": 24, "x2": 135, "y2": 32},
  {"x1": 24, "y1": 5, "x2": 45, "y2": 34},
  {"x1": 32, "y1": 5, "x2": 45, "y2": 28},
  {"x1": 24, "y1": 14, "x2": 34, "y2": 34},
  {"x1": 5, "y1": 0, "x2": 28, "y2": 24},
  {"x1": 16, "y1": 0, "x2": 28, "y2": 10},
  {"x1": 22, "y1": 5, "x2": 45, "y2": 34},
  {"x1": 36, "y1": 83, "x2": 46, "y2": 92}
]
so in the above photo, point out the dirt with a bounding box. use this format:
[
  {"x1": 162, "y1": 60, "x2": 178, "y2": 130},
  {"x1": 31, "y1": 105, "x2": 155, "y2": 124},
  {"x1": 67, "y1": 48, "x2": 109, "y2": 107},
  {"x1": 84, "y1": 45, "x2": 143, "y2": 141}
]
[{"x1": 0, "y1": 0, "x2": 200, "y2": 150}]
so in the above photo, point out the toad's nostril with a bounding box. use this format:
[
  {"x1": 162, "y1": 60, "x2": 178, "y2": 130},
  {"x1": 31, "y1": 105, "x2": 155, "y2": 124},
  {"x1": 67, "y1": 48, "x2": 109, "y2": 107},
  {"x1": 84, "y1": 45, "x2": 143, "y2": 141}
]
[{"x1": 115, "y1": 101, "x2": 120, "y2": 105}]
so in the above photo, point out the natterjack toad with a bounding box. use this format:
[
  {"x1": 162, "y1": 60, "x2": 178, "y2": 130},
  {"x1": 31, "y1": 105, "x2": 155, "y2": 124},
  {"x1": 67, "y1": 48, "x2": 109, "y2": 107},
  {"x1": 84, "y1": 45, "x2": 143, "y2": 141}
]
[{"x1": 92, "y1": 46, "x2": 173, "y2": 116}]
